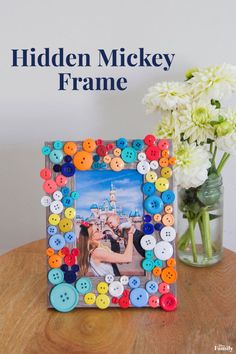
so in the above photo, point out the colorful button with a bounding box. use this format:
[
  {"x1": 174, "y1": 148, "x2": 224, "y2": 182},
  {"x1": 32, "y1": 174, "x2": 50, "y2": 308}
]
[
  {"x1": 65, "y1": 207, "x2": 76, "y2": 219},
  {"x1": 161, "y1": 190, "x2": 175, "y2": 204},
  {"x1": 140, "y1": 235, "x2": 156, "y2": 250},
  {"x1": 153, "y1": 214, "x2": 162, "y2": 222},
  {"x1": 128, "y1": 276, "x2": 140, "y2": 289},
  {"x1": 61, "y1": 187, "x2": 70, "y2": 196},
  {"x1": 155, "y1": 178, "x2": 169, "y2": 192},
  {"x1": 162, "y1": 214, "x2": 175, "y2": 227},
  {"x1": 119, "y1": 296, "x2": 130, "y2": 309},
  {"x1": 159, "y1": 158, "x2": 169, "y2": 167},
  {"x1": 148, "y1": 295, "x2": 159, "y2": 308},
  {"x1": 121, "y1": 147, "x2": 137, "y2": 163},
  {"x1": 113, "y1": 148, "x2": 121, "y2": 156},
  {"x1": 154, "y1": 258, "x2": 163, "y2": 268},
  {"x1": 61, "y1": 163, "x2": 76, "y2": 177},
  {"x1": 137, "y1": 161, "x2": 150, "y2": 174},
  {"x1": 62, "y1": 196, "x2": 73, "y2": 207},
  {"x1": 169, "y1": 157, "x2": 177, "y2": 165},
  {"x1": 110, "y1": 157, "x2": 124, "y2": 172},
  {"x1": 50, "y1": 283, "x2": 78, "y2": 312},
  {"x1": 75, "y1": 277, "x2": 92, "y2": 294},
  {"x1": 83, "y1": 138, "x2": 96, "y2": 152},
  {"x1": 59, "y1": 218, "x2": 73, "y2": 232},
  {"x1": 97, "y1": 281, "x2": 108, "y2": 294},
  {"x1": 161, "y1": 267, "x2": 177, "y2": 284},
  {"x1": 84, "y1": 292, "x2": 96, "y2": 305},
  {"x1": 157, "y1": 139, "x2": 169, "y2": 150},
  {"x1": 103, "y1": 155, "x2": 111, "y2": 164},
  {"x1": 48, "y1": 225, "x2": 57, "y2": 236},
  {"x1": 64, "y1": 254, "x2": 76, "y2": 267},
  {"x1": 49, "y1": 150, "x2": 63, "y2": 164},
  {"x1": 138, "y1": 152, "x2": 146, "y2": 161},
  {"x1": 50, "y1": 201, "x2": 64, "y2": 214},
  {"x1": 55, "y1": 174, "x2": 68, "y2": 187},
  {"x1": 152, "y1": 267, "x2": 162, "y2": 277},
  {"x1": 108, "y1": 281, "x2": 124, "y2": 297},
  {"x1": 144, "y1": 196, "x2": 164, "y2": 214},
  {"x1": 146, "y1": 171, "x2": 157, "y2": 183},
  {"x1": 160, "y1": 293, "x2": 177, "y2": 311},
  {"x1": 53, "y1": 191, "x2": 63, "y2": 201},
  {"x1": 145, "y1": 280, "x2": 158, "y2": 294},
  {"x1": 154, "y1": 241, "x2": 173, "y2": 261},
  {"x1": 144, "y1": 134, "x2": 156, "y2": 146},
  {"x1": 158, "y1": 282, "x2": 170, "y2": 294},
  {"x1": 161, "y1": 167, "x2": 172, "y2": 178},
  {"x1": 132, "y1": 139, "x2": 144, "y2": 151},
  {"x1": 144, "y1": 214, "x2": 151, "y2": 223},
  {"x1": 105, "y1": 274, "x2": 114, "y2": 284},
  {"x1": 142, "y1": 258, "x2": 154, "y2": 271},
  {"x1": 160, "y1": 226, "x2": 176, "y2": 242},
  {"x1": 53, "y1": 140, "x2": 63, "y2": 150},
  {"x1": 143, "y1": 223, "x2": 154, "y2": 235},
  {"x1": 71, "y1": 191, "x2": 80, "y2": 200},
  {"x1": 116, "y1": 137, "x2": 128, "y2": 149},
  {"x1": 48, "y1": 268, "x2": 64, "y2": 285},
  {"x1": 167, "y1": 258, "x2": 176, "y2": 267},
  {"x1": 154, "y1": 223, "x2": 164, "y2": 231},
  {"x1": 164, "y1": 205, "x2": 173, "y2": 214},
  {"x1": 130, "y1": 288, "x2": 149, "y2": 307},
  {"x1": 162, "y1": 149, "x2": 169, "y2": 158},
  {"x1": 49, "y1": 234, "x2": 65, "y2": 251},
  {"x1": 142, "y1": 182, "x2": 155, "y2": 196},
  {"x1": 64, "y1": 155, "x2": 72, "y2": 162},
  {"x1": 145, "y1": 146, "x2": 161, "y2": 161},
  {"x1": 48, "y1": 254, "x2": 62, "y2": 268},
  {"x1": 73, "y1": 151, "x2": 93, "y2": 170},
  {"x1": 41, "y1": 195, "x2": 52, "y2": 207},
  {"x1": 120, "y1": 275, "x2": 129, "y2": 285},
  {"x1": 41, "y1": 145, "x2": 51, "y2": 155},
  {"x1": 43, "y1": 180, "x2": 57, "y2": 194},
  {"x1": 40, "y1": 168, "x2": 52, "y2": 180},
  {"x1": 96, "y1": 294, "x2": 110, "y2": 309},
  {"x1": 96, "y1": 145, "x2": 107, "y2": 157},
  {"x1": 145, "y1": 250, "x2": 154, "y2": 259},
  {"x1": 96, "y1": 139, "x2": 103, "y2": 146},
  {"x1": 63, "y1": 142, "x2": 77, "y2": 156},
  {"x1": 150, "y1": 160, "x2": 159, "y2": 170},
  {"x1": 64, "y1": 231, "x2": 76, "y2": 243},
  {"x1": 46, "y1": 247, "x2": 54, "y2": 257},
  {"x1": 53, "y1": 164, "x2": 61, "y2": 173},
  {"x1": 48, "y1": 214, "x2": 60, "y2": 226}
]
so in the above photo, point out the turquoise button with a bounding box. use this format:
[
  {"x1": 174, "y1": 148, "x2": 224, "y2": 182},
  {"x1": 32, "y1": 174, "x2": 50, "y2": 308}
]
[
  {"x1": 144, "y1": 196, "x2": 164, "y2": 214},
  {"x1": 50, "y1": 283, "x2": 78, "y2": 312},
  {"x1": 130, "y1": 288, "x2": 149, "y2": 307},
  {"x1": 41, "y1": 145, "x2": 51, "y2": 156},
  {"x1": 132, "y1": 139, "x2": 144, "y2": 151},
  {"x1": 154, "y1": 258, "x2": 163, "y2": 268},
  {"x1": 48, "y1": 268, "x2": 64, "y2": 285},
  {"x1": 71, "y1": 191, "x2": 80, "y2": 200},
  {"x1": 121, "y1": 147, "x2": 137, "y2": 163},
  {"x1": 53, "y1": 140, "x2": 64, "y2": 150},
  {"x1": 145, "y1": 250, "x2": 154, "y2": 259},
  {"x1": 75, "y1": 277, "x2": 92, "y2": 294},
  {"x1": 49, "y1": 149, "x2": 63, "y2": 164},
  {"x1": 142, "y1": 258, "x2": 154, "y2": 271}
]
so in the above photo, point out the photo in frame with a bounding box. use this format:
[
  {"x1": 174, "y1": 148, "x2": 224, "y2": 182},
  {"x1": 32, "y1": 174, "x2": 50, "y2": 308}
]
[{"x1": 40, "y1": 137, "x2": 177, "y2": 311}]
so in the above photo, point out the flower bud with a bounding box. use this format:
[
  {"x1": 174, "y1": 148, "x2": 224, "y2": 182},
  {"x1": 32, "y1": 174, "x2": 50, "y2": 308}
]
[
  {"x1": 216, "y1": 121, "x2": 232, "y2": 137},
  {"x1": 185, "y1": 67, "x2": 199, "y2": 80}
]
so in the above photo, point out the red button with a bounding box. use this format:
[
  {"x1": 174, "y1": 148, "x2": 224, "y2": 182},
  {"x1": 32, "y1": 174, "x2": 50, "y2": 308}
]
[
  {"x1": 119, "y1": 296, "x2": 130, "y2": 308},
  {"x1": 123, "y1": 289, "x2": 130, "y2": 297},
  {"x1": 55, "y1": 174, "x2": 68, "y2": 187},
  {"x1": 160, "y1": 293, "x2": 177, "y2": 311},
  {"x1": 71, "y1": 248, "x2": 79, "y2": 256},
  {"x1": 64, "y1": 254, "x2": 76, "y2": 266},
  {"x1": 96, "y1": 145, "x2": 107, "y2": 157},
  {"x1": 112, "y1": 297, "x2": 119, "y2": 304},
  {"x1": 40, "y1": 168, "x2": 52, "y2": 180},
  {"x1": 144, "y1": 134, "x2": 156, "y2": 146},
  {"x1": 157, "y1": 139, "x2": 169, "y2": 151},
  {"x1": 148, "y1": 295, "x2": 159, "y2": 308},
  {"x1": 96, "y1": 139, "x2": 103, "y2": 146},
  {"x1": 145, "y1": 146, "x2": 161, "y2": 160},
  {"x1": 43, "y1": 179, "x2": 57, "y2": 194},
  {"x1": 158, "y1": 282, "x2": 170, "y2": 294},
  {"x1": 61, "y1": 247, "x2": 70, "y2": 256},
  {"x1": 106, "y1": 143, "x2": 114, "y2": 151}
]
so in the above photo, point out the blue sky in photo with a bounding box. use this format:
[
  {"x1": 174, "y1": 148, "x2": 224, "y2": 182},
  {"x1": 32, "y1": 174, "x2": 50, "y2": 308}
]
[{"x1": 75, "y1": 169, "x2": 143, "y2": 219}]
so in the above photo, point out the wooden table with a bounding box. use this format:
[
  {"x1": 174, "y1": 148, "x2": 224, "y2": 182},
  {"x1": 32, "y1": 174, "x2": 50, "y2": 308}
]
[{"x1": 0, "y1": 240, "x2": 235, "y2": 354}]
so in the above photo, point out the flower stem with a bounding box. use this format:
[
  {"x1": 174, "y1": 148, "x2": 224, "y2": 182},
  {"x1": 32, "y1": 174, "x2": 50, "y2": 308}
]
[
  {"x1": 189, "y1": 219, "x2": 198, "y2": 263},
  {"x1": 200, "y1": 208, "x2": 212, "y2": 259},
  {"x1": 210, "y1": 146, "x2": 217, "y2": 172},
  {"x1": 216, "y1": 153, "x2": 230, "y2": 175}
]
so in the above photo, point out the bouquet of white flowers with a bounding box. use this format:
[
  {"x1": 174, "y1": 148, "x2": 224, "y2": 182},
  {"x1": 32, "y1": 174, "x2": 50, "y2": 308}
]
[{"x1": 143, "y1": 64, "x2": 236, "y2": 266}]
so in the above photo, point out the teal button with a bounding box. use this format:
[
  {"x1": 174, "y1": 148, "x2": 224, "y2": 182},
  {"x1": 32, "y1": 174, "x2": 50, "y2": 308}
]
[
  {"x1": 48, "y1": 268, "x2": 64, "y2": 285},
  {"x1": 142, "y1": 258, "x2": 154, "y2": 271},
  {"x1": 49, "y1": 149, "x2": 64, "y2": 164},
  {"x1": 132, "y1": 139, "x2": 144, "y2": 151},
  {"x1": 145, "y1": 250, "x2": 154, "y2": 259},
  {"x1": 71, "y1": 191, "x2": 80, "y2": 200},
  {"x1": 53, "y1": 140, "x2": 64, "y2": 150},
  {"x1": 50, "y1": 283, "x2": 79, "y2": 312},
  {"x1": 41, "y1": 145, "x2": 51, "y2": 156},
  {"x1": 154, "y1": 258, "x2": 163, "y2": 268},
  {"x1": 75, "y1": 277, "x2": 92, "y2": 294},
  {"x1": 121, "y1": 147, "x2": 137, "y2": 163}
]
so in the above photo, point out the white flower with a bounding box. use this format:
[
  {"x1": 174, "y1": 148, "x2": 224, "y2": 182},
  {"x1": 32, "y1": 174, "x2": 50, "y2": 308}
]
[
  {"x1": 215, "y1": 107, "x2": 236, "y2": 154},
  {"x1": 154, "y1": 111, "x2": 180, "y2": 147},
  {"x1": 189, "y1": 64, "x2": 236, "y2": 100},
  {"x1": 175, "y1": 101, "x2": 218, "y2": 143},
  {"x1": 142, "y1": 81, "x2": 190, "y2": 112},
  {"x1": 174, "y1": 142, "x2": 211, "y2": 189}
]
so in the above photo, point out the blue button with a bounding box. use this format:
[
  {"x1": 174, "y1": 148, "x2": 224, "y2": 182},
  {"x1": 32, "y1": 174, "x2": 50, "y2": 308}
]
[
  {"x1": 142, "y1": 258, "x2": 154, "y2": 271},
  {"x1": 143, "y1": 223, "x2": 154, "y2": 235},
  {"x1": 93, "y1": 154, "x2": 100, "y2": 162},
  {"x1": 47, "y1": 225, "x2": 57, "y2": 236},
  {"x1": 75, "y1": 277, "x2": 92, "y2": 294},
  {"x1": 41, "y1": 145, "x2": 51, "y2": 156},
  {"x1": 61, "y1": 163, "x2": 75, "y2": 177},
  {"x1": 116, "y1": 137, "x2": 128, "y2": 149},
  {"x1": 53, "y1": 164, "x2": 61, "y2": 173},
  {"x1": 130, "y1": 288, "x2": 149, "y2": 307},
  {"x1": 48, "y1": 268, "x2": 64, "y2": 285},
  {"x1": 49, "y1": 234, "x2": 65, "y2": 251},
  {"x1": 132, "y1": 139, "x2": 144, "y2": 151},
  {"x1": 128, "y1": 276, "x2": 141, "y2": 289},
  {"x1": 64, "y1": 271, "x2": 77, "y2": 284},
  {"x1": 100, "y1": 162, "x2": 107, "y2": 169},
  {"x1": 145, "y1": 250, "x2": 154, "y2": 259},
  {"x1": 50, "y1": 283, "x2": 79, "y2": 312},
  {"x1": 161, "y1": 190, "x2": 175, "y2": 204},
  {"x1": 64, "y1": 155, "x2": 72, "y2": 163},
  {"x1": 53, "y1": 140, "x2": 64, "y2": 150},
  {"x1": 49, "y1": 149, "x2": 63, "y2": 164},
  {"x1": 92, "y1": 162, "x2": 101, "y2": 169},
  {"x1": 144, "y1": 214, "x2": 152, "y2": 223},
  {"x1": 65, "y1": 231, "x2": 76, "y2": 243},
  {"x1": 62, "y1": 196, "x2": 73, "y2": 207},
  {"x1": 144, "y1": 196, "x2": 164, "y2": 214},
  {"x1": 71, "y1": 191, "x2": 80, "y2": 200},
  {"x1": 121, "y1": 147, "x2": 137, "y2": 163},
  {"x1": 154, "y1": 258, "x2": 163, "y2": 268},
  {"x1": 145, "y1": 280, "x2": 158, "y2": 294},
  {"x1": 154, "y1": 223, "x2": 163, "y2": 231},
  {"x1": 142, "y1": 182, "x2": 155, "y2": 196},
  {"x1": 61, "y1": 187, "x2": 70, "y2": 196}
]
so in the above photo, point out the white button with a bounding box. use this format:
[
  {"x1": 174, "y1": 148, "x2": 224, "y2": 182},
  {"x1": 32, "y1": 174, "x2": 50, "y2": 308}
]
[
  {"x1": 138, "y1": 152, "x2": 146, "y2": 161},
  {"x1": 154, "y1": 241, "x2": 173, "y2": 260},
  {"x1": 105, "y1": 274, "x2": 114, "y2": 284},
  {"x1": 120, "y1": 275, "x2": 129, "y2": 285},
  {"x1": 160, "y1": 226, "x2": 176, "y2": 242},
  {"x1": 140, "y1": 235, "x2": 156, "y2": 250},
  {"x1": 41, "y1": 195, "x2": 52, "y2": 207},
  {"x1": 53, "y1": 190, "x2": 63, "y2": 201},
  {"x1": 50, "y1": 200, "x2": 64, "y2": 214},
  {"x1": 108, "y1": 281, "x2": 124, "y2": 297},
  {"x1": 137, "y1": 161, "x2": 150, "y2": 175},
  {"x1": 150, "y1": 160, "x2": 159, "y2": 170}
]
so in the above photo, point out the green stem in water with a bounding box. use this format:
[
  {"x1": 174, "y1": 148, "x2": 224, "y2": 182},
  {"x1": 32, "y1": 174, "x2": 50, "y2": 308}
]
[
  {"x1": 177, "y1": 218, "x2": 198, "y2": 251},
  {"x1": 189, "y1": 219, "x2": 198, "y2": 263},
  {"x1": 216, "y1": 152, "x2": 230, "y2": 176},
  {"x1": 200, "y1": 208, "x2": 212, "y2": 259}
]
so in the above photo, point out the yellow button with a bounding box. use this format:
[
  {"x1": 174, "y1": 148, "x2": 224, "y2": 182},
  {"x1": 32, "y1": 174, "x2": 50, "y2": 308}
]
[
  {"x1": 48, "y1": 214, "x2": 60, "y2": 226},
  {"x1": 96, "y1": 294, "x2": 110, "y2": 309},
  {"x1": 161, "y1": 167, "x2": 172, "y2": 179},
  {"x1": 73, "y1": 151, "x2": 93, "y2": 171},
  {"x1": 155, "y1": 177, "x2": 169, "y2": 192},
  {"x1": 82, "y1": 138, "x2": 96, "y2": 152},
  {"x1": 103, "y1": 155, "x2": 111, "y2": 163},
  {"x1": 65, "y1": 207, "x2": 76, "y2": 219},
  {"x1": 146, "y1": 171, "x2": 157, "y2": 183},
  {"x1": 153, "y1": 214, "x2": 162, "y2": 222},
  {"x1": 113, "y1": 148, "x2": 121, "y2": 157},
  {"x1": 110, "y1": 157, "x2": 124, "y2": 172},
  {"x1": 84, "y1": 292, "x2": 96, "y2": 305},
  {"x1": 97, "y1": 281, "x2": 108, "y2": 294},
  {"x1": 59, "y1": 218, "x2": 73, "y2": 232}
]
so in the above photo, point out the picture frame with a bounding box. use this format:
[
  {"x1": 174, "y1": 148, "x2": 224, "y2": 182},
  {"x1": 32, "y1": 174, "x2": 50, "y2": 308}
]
[{"x1": 40, "y1": 136, "x2": 177, "y2": 311}]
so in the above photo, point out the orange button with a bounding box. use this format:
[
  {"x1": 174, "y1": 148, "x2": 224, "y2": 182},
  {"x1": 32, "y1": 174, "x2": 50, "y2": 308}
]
[
  {"x1": 152, "y1": 267, "x2": 162, "y2": 277},
  {"x1": 63, "y1": 142, "x2": 77, "y2": 156},
  {"x1": 48, "y1": 254, "x2": 62, "y2": 268},
  {"x1": 164, "y1": 205, "x2": 173, "y2": 214},
  {"x1": 113, "y1": 148, "x2": 121, "y2": 157},
  {"x1": 103, "y1": 155, "x2": 111, "y2": 164},
  {"x1": 161, "y1": 267, "x2": 177, "y2": 284},
  {"x1": 110, "y1": 157, "x2": 124, "y2": 171},
  {"x1": 159, "y1": 157, "x2": 169, "y2": 167},
  {"x1": 169, "y1": 157, "x2": 177, "y2": 165},
  {"x1": 82, "y1": 138, "x2": 96, "y2": 152},
  {"x1": 73, "y1": 151, "x2": 93, "y2": 170},
  {"x1": 162, "y1": 149, "x2": 169, "y2": 158},
  {"x1": 46, "y1": 248, "x2": 54, "y2": 257},
  {"x1": 153, "y1": 214, "x2": 162, "y2": 222},
  {"x1": 162, "y1": 214, "x2": 175, "y2": 226},
  {"x1": 58, "y1": 249, "x2": 65, "y2": 258},
  {"x1": 167, "y1": 258, "x2": 176, "y2": 267}
]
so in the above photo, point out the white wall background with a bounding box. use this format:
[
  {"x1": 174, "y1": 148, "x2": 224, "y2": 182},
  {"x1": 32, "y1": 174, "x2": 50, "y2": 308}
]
[{"x1": 0, "y1": 0, "x2": 236, "y2": 253}]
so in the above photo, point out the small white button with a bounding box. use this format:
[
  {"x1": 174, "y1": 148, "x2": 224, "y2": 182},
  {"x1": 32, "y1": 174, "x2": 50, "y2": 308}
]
[
  {"x1": 105, "y1": 274, "x2": 114, "y2": 284},
  {"x1": 41, "y1": 196, "x2": 52, "y2": 207},
  {"x1": 53, "y1": 190, "x2": 63, "y2": 201},
  {"x1": 50, "y1": 201, "x2": 64, "y2": 214},
  {"x1": 108, "y1": 281, "x2": 124, "y2": 297},
  {"x1": 154, "y1": 241, "x2": 173, "y2": 260},
  {"x1": 120, "y1": 275, "x2": 129, "y2": 285},
  {"x1": 160, "y1": 226, "x2": 176, "y2": 242},
  {"x1": 137, "y1": 161, "x2": 150, "y2": 175},
  {"x1": 138, "y1": 152, "x2": 146, "y2": 161},
  {"x1": 140, "y1": 235, "x2": 156, "y2": 250},
  {"x1": 150, "y1": 160, "x2": 159, "y2": 170}
]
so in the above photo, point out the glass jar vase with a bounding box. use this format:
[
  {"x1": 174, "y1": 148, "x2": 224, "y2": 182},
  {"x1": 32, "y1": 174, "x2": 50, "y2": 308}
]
[{"x1": 177, "y1": 173, "x2": 223, "y2": 267}]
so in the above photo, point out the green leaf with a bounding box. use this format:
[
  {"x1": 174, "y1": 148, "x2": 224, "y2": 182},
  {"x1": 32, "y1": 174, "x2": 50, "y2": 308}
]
[
  {"x1": 209, "y1": 213, "x2": 222, "y2": 220},
  {"x1": 211, "y1": 99, "x2": 221, "y2": 109}
]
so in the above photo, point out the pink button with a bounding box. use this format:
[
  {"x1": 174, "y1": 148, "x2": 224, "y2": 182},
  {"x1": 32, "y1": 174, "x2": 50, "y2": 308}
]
[
  {"x1": 157, "y1": 139, "x2": 169, "y2": 151},
  {"x1": 144, "y1": 134, "x2": 156, "y2": 146},
  {"x1": 43, "y1": 179, "x2": 57, "y2": 194},
  {"x1": 55, "y1": 174, "x2": 68, "y2": 187},
  {"x1": 158, "y1": 282, "x2": 170, "y2": 294},
  {"x1": 40, "y1": 168, "x2": 52, "y2": 180},
  {"x1": 148, "y1": 295, "x2": 159, "y2": 308}
]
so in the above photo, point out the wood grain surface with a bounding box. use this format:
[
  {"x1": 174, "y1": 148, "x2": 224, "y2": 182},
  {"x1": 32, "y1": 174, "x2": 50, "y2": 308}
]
[{"x1": 0, "y1": 240, "x2": 235, "y2": 354}]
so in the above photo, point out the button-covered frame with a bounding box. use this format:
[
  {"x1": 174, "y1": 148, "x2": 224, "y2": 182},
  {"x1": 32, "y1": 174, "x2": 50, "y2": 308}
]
[{"x1": 41, "y1": 137, "x2": 177, "y2": 311}]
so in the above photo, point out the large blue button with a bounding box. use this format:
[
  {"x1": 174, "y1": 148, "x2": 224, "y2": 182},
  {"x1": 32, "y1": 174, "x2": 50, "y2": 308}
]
[
  {"x1": 61, "y1": 163, "x2": 75, "y2": 177},
  {"x1": 116, "y1": 137, "x2": 128, "y2": 149},
  {"x1": 47, "y1": 225, "x2": 57, "y2": 236},
  {"x1": 62, "y1": 196, "x2": 73, "y2": 207},
  {"x1": 49, "y1": 234, "x2": 65, "y2": 251},
  {"x1": 142, "y1": 182, "x2": 155, "y2": 196},
  {"x1": 161, "y1": 190, "x2": 175, "y2": 204},
  {"x1": 145, "y1": 280, "x2": 158, "y2": 294},
  {"x1": 53, "y1": 140, "x2": 64, "y2": 150},
  {"x1": 132, "y1": 139, "x2": 144, "y2": 151},
  {"x1": 49, "y1": 149, "x2": 63, "y2": 164},
  {"x1": 130, "y1": 288, "x2": 149, "y2": 307},
  {"x1": 48, "y1": 268, "x2": 64, "y2": 285},
  {"x1": 75, "y1": 277, "x2": 92, "y2": 294},
  {"x1": 121, "y1": 147, "x2": 137, "y2": 163},
  {"x1": 128, "y1": 276, "x2": 140, "y2": 289},
  {"x1": 50, "y1": 283, "x2": 79, "y2": 312},
  {"x1": 65, "y1": 231, "x2": 76, "y2": 243},
  {"x1": 143, "y1": 223, "x2": 154, "y2": 235},
  {"x1": 144, "y1": 196, "x2": 164, "y2": 214}
]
